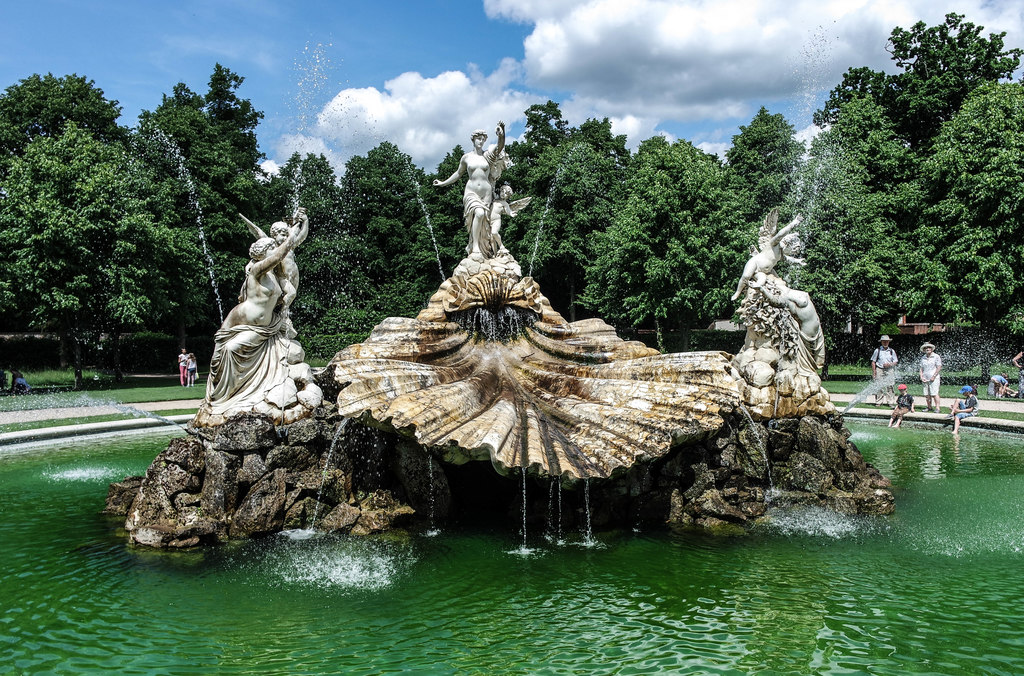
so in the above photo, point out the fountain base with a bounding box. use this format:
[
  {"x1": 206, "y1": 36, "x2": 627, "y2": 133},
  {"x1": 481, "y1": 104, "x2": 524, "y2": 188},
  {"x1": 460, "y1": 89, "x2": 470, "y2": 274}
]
[{"x1": 107, "y1": 405, "x2": 891, "y2": 548}]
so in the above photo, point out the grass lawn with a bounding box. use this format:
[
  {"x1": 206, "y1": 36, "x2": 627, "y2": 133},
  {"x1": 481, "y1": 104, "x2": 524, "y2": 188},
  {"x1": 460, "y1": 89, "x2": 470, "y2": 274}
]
[{"x1": 0, "y1": 372, "x2": 205, "y2": 412}]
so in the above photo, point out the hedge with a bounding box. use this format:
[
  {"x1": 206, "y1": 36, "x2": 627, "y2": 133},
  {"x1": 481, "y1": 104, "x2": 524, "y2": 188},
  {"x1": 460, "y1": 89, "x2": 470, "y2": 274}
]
[{"x1": 0, "y1": 335, "x2": 62, "y2": 370}]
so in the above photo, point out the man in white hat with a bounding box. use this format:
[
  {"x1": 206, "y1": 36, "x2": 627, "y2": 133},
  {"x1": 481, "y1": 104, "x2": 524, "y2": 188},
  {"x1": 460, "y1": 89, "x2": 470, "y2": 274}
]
[
  {"x1": 919, "y1": 342, "x2": 942, "y2": 412},
  {"x1": 871, "y1": 335, "x2": 898, "y2": 406}
]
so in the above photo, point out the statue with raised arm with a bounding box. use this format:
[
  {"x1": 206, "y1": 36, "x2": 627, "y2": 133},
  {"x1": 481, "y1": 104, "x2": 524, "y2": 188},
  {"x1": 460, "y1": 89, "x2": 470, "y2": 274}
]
[
  {"x1": 239, "y1": 207, "x2": 309, "y2": 316},
  {"x1": 433, "y1": 121, "x2": 508, "y2": 257},
  {"x1": 731, "y1": 209, "x2": 804, "y2": 301},
  {"x1": 194, "y1": 208, "x2": 322, "y2": 427}
]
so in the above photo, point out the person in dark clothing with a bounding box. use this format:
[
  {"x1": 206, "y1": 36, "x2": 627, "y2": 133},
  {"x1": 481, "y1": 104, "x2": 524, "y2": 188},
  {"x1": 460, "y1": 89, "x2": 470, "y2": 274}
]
[
  {"x1": 888, "y1": 383, "x2": 914, "y2": 428},
  {"x1": 10, "y1": 370, "x2": 31, "y2": 395}
]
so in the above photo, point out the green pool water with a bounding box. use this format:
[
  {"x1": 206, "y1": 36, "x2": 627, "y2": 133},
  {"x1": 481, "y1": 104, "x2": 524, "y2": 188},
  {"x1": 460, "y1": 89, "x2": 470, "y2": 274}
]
[{"x1": 3, "y1": 424, "x2": 1024, "y2": 675}]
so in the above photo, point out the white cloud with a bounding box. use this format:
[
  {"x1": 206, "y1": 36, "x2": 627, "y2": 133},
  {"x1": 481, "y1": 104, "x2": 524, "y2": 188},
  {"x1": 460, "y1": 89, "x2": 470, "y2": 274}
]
[
  {"x1": 268, "y1": 0, "x2": 1024, "y2": 171},
  {"x1": 696, "y1": 141, "x2": 730, "y2": 159},
  {"x1": 301, "y1": 58, "x2": 542, "y2": 171},
  {"x1": 794, "y1": 124, "x2": 821, "y2": 148},
  {"x1": 511, "y1": 0, "x2": 1024, "y2": 128}
]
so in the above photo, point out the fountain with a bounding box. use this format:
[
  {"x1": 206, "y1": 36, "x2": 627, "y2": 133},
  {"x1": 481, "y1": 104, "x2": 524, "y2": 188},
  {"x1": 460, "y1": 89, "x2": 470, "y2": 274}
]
[{"x1": 107, "y1": 123, "x2": 893, "y2": 548}]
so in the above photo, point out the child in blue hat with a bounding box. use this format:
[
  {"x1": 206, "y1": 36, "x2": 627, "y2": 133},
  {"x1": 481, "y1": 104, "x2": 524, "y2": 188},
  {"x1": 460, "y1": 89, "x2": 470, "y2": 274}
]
[{"x1": 948, "y1": 385, "x2": 979, "y2": 434}]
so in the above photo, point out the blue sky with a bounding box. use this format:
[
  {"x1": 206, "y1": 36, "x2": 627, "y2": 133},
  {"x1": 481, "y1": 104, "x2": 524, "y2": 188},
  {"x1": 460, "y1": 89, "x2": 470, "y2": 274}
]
[{"x1": 3, "y1": 0, "x2": 1022, "y2": 173}]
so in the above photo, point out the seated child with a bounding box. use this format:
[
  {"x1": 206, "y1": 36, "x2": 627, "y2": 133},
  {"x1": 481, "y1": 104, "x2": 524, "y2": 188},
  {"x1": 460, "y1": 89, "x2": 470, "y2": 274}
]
[
  {"x1": 888, "y1": 383, "x2": 914, "y2": 428},
  {"x1": 948, "y1": 385, "x2": 979, "y2": 434}
]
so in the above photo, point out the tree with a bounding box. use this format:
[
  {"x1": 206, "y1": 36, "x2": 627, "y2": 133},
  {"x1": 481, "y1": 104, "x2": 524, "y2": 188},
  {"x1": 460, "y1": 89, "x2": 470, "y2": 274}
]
[
  {"x1": 816, "y1": 13, "x2": 1022, "y2": 150},
  {"x1": 262, "y1": 152, "x2": 347, "y2": 338},
  {"x1": 923, "y1": 82, "x2": 1024, "y2": 330},
  {"x1": 788, "y1": 97, "x2": 925, "y2": 355},
  {"x1": 0, "y1": 73, "x2": 124, "y2": 180},
  {"x1": 726, "y1": 107, "x2": 804, "y2": 225},
  {"x1": 327, "y1": 142, "x2": 452, "y2": 337},
  {"x1": 136, "y1": 64, "x2": 265, "y2": 334},
  {"x1": 502, "y1": 118, "x2": 628, "y2": 319},
  {"x1": 0, "y1": 124, "x2": 173, "y2": 387},
  {"x1": 582, "y1": 137, "x2": 741, "y2": 350}
]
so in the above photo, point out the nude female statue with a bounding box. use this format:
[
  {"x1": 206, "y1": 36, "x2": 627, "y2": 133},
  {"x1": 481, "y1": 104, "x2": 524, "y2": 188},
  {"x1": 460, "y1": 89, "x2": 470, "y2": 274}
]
[
  {"x1": 433, "y1": 121, "x2": 506, "y2": 257},
  {"x1": 224, "y1": 209, "x2": 305, "y2": 330},
  {"x1": 239, "y1": 207, "x2": 309, "y2": 313}
]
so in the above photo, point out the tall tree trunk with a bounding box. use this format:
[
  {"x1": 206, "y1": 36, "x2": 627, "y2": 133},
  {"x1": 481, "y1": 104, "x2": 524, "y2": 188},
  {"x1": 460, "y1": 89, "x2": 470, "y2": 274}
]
[
  {"x1": 112, "y1": 330, "x2": 124, "y2": 382},
  {"x1": 655, "y1": 317, "x2": 665, "y2": 353},
  {"x1": 569, "y1": 277, "x2": 576, "y2": 323},
  {"x1": 177, "y1": 319, "x2": 187, "y2": 349},
  {"x1": 72, "y1": 335, "x2": 84, "y2": 391},
  {"x1": 679, "y1": 325, "x2": 691, "y2": 352},
  {"x1": 59, "y1": 328, "x2": 71, "y2": 368}
]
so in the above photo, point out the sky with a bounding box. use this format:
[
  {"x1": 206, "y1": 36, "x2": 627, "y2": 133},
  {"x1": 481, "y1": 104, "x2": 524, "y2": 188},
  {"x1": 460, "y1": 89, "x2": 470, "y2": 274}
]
[{"x1": 3, "y1": 0, "x2": 1022, "y2": 174}]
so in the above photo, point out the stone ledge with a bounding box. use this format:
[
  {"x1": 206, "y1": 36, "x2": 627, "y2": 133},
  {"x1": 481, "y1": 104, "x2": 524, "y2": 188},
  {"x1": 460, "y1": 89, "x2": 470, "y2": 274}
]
[
  {"x1": 842, "y1": 408, "x2": 1024, "y2": 434},
  {"x1": 0, "y1": 414, "x2": 193, "y2": 446}
]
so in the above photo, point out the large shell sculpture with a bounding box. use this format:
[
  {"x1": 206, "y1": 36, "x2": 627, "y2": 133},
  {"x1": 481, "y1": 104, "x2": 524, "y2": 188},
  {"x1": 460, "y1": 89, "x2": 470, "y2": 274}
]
[{"x1": 330, "y1": 269, "x2": 743, "y2": 480}]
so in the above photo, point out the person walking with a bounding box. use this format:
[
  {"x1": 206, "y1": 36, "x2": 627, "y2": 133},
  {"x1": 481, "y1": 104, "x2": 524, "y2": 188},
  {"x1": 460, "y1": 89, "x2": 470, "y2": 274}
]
[
  {"x1": 919, "y1": 342, "x2": 942, "y2": 413},
  {"x1": 871, "y1": 335, "x2": 898, "y2": 406},
  {"x1": 178, "y1": 348, "x2": 188, "y2": 387}
]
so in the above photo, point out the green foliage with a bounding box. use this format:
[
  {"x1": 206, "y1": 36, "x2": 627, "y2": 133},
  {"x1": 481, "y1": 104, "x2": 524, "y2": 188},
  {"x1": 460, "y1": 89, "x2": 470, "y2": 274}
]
[
  {"x1": 817, "y1": 13, "x2": 1022, "y2": 150},
  {"x1": 0, "y1": 123, "x2": 175, "y2": 384},
  {"x1": 0, "y1": 73, "x2": 124, "y2": 180},
  {"x1": 726, "y1": 107, "x2": 804, "y2": 224},
  {"x1": 136, "y1": 64, "x2": 265, "y2": 329},
  {"x1": 924, "y1": 82, "x2": 1024, "y2": 329},
  {"x1": 503, "y1": 116, "x2": 628, "y2": 318},
  {"x1": 582, "y1": 137, "x2": 741, "y2": 342}
]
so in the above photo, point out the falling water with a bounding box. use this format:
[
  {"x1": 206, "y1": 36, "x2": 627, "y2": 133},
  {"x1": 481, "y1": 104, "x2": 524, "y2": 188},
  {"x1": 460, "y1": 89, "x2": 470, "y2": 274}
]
[
  {"x1": 107, "y1": 402, "x2": 187, "y2": 430},
  {"x1": 521, "y1": 467, "x2": 528, "y2": 549},
  {"x1": 425, "y1": 455, "x2": 439, "y2": 536},
  {"x1": 581, "y1": 478, "x2": 595, "y2": 546},
  {"x1": 454, "y1": 306, "x2": 536, "y2": 342},
  {"x1": 528, "y1": 144, "x2": 583, "y2": 276},
  {"x1": 634, "y1": 464, "x2": 653, "y2": 532},
  {"x1": 145, "y1": 128, "x2": 224, "y2": 322},
  {"x1": 556, "y1": 480, "x2": 563, "y2": 542},
  {"x1": 309, "y1": 418, "x2": 350, "y2": 530},
  {"x1": 739, "y1": 405, "x2": 773, "y2": 490},
  {"x1": 401, "y1": 156, "x2": 446, "y2": 281},
  {"x1": 546, "y1": 477, "x2": 557, "y2": 540}
]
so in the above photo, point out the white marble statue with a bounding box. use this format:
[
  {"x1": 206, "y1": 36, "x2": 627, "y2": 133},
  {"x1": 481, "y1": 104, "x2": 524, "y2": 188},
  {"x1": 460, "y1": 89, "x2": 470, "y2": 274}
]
[
  {"x1": 731, "y1": 209, "x2": 833, "y2": 418},
  {"x1": 195, "y1": 207, "x2": 322, "y2": 426},
  {"x1": 482, "y1": 183, "x2": 531, "y2": 259},
  {"x1": 239, "y1": 210, "x2": 309, "y2": 317},
  {"x1": 432, "y1": 121, "x2": 509, "y2": 257},
  {"x1": 749, "y1": 274, "x2": 824, "y2": 376},
  {"x1": 731, "y1": 209, "x2": 805, "y2": 301}
]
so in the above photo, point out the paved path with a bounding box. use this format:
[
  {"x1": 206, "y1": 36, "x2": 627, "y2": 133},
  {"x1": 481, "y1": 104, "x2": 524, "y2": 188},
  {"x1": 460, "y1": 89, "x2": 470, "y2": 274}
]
[{"x1": 828, "y1": 391, "x2": 1024, "y2": 413}]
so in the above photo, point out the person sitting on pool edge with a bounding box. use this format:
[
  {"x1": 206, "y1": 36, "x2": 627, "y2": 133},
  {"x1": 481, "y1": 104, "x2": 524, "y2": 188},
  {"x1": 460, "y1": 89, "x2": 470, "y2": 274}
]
[
  {"x1": 948, "y1": 385, "x2": 979, "y2": 435},
  {"x1": 888, "y1": 384, "x2": 915, "y2": 428}
]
